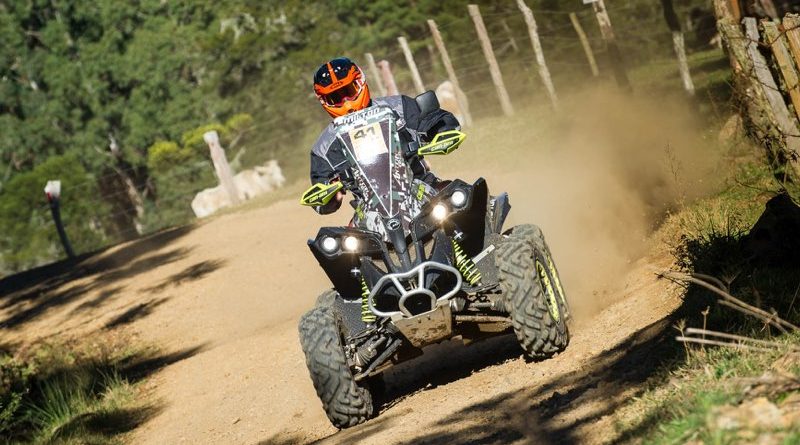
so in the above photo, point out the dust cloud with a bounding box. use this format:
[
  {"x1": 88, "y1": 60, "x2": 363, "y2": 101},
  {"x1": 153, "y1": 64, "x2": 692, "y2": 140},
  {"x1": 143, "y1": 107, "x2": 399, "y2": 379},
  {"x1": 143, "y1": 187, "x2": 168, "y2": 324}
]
[{"x1": 435, "y1": 88, "x2": 719, "y2": 318}]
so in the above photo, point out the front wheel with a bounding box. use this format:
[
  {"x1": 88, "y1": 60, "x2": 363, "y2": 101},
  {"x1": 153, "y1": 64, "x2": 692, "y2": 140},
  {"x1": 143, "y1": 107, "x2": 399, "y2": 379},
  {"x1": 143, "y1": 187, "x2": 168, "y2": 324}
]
[
  {"x1": 507, "y1": 224, "x2": 572, "y2": 321},
  {"x1": 298, "y1": 305, "x2": 374, "y2": 428},
  {"x1": 496, "y1": 225, "x2": 569, "y2": 358}
]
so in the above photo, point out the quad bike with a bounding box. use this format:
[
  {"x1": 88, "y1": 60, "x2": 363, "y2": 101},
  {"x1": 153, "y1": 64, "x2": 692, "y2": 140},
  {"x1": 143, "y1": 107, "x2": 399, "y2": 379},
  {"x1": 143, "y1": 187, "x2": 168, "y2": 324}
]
[{"x1": 298, "y1": 91, "x2": 571, "y2": 429}]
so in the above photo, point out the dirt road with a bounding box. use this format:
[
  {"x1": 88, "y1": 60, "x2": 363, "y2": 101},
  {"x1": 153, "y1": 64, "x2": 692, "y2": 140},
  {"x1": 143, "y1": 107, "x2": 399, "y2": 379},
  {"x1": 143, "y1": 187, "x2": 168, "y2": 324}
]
[
  {"x1": 0, "y1": 185, "x2": 685, "y2": 444},
  {"x1": 0, "y1": 93, "x2": 709, "y2": 444}
]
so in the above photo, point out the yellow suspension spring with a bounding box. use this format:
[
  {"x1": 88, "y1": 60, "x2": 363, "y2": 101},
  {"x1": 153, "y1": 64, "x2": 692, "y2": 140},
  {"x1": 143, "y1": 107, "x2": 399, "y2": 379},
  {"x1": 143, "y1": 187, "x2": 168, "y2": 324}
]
[
  {"x1": 452, "y1": 238, "x2": 481, "y2": 285},
  {"x1": 361, "y1": 278, "x2": 376, "y2": 323}
]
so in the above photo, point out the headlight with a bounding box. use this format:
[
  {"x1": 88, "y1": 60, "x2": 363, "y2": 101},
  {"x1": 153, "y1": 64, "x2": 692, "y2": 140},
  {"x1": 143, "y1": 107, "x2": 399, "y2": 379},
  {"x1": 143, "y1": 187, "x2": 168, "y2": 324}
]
[
  {"x1": 450, "y1": 190, "x2": 467, "y2": 208},
  {"x1": 320, "y1": 236, "x2": 339, "y2": 253},
  {"x1": 432, "y1": 203, "x2": 448, "y2": 221},
  {"x1": 343, "y1": 236, "x2": 359, "y2": 252}
]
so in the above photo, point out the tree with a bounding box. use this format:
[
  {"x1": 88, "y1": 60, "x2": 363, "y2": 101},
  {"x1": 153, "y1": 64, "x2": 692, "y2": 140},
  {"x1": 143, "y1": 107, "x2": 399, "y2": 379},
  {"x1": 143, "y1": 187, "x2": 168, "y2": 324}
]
[
  {"x1": 0, "y1": 1, "x2": 214, "y2": 238},
  {"x1": 0, "y1": 154, "x2": 109, "y2": 272}
]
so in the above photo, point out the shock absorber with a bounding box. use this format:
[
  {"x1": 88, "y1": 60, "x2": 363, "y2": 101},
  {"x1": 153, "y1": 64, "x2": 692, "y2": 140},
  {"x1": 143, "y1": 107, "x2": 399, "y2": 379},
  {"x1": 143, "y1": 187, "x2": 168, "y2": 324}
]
[
  {"x1": 361, "y1": 278, "x2": 376, "y2": 323},
  {"x1": 452, "y1": 238, "x2": 481, "y2": 285}
]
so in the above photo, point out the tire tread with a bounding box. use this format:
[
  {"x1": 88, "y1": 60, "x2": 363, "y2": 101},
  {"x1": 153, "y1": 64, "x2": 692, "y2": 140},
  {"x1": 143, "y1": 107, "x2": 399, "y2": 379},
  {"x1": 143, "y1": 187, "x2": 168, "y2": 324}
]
[
  {"x1": 298, "y1": 306, "x2": 373, "y2": 428},
  {"x1": 496, "y1": 225, "x2": 569, "y2": 358}
]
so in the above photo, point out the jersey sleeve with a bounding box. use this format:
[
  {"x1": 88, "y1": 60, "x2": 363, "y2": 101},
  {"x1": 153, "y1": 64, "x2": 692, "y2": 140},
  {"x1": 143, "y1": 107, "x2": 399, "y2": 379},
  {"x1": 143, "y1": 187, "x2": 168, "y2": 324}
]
[
  {"x1": 309, "y1": 151, "x2": 343, "y2": 214},
  {"x1": 310, "y1": 151, "x2": 334, "y2": 185}
]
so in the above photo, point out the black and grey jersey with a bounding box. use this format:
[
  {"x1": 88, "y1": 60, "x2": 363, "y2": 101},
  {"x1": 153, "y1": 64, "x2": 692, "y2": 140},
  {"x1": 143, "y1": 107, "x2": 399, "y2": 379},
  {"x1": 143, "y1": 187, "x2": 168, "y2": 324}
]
[{"x1": 309, "y1": 95, "x2": 460, "y2": 214}]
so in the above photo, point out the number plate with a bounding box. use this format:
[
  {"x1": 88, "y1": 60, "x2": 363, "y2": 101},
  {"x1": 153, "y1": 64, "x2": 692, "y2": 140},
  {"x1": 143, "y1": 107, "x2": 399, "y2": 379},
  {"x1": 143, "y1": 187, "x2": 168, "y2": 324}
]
[{"x1": 349, "y1": 123, "x2": 387, "y2": 161}]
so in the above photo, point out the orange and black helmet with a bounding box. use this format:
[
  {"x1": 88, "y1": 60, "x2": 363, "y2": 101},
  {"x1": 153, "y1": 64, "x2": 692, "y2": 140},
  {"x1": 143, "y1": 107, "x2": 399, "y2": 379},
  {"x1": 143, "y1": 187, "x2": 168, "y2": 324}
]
[{"x1": 314, "y1": 57, "x2": 371, "y2": 118}]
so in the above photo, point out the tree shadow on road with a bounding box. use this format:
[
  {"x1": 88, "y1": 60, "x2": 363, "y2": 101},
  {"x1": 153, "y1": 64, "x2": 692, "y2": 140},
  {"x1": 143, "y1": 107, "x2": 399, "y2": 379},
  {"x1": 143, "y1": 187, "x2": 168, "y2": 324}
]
[
  {"x1": 104, "y1": 297, "x2": 172, "y2": 329},
  {"x1": 140, "y1": 258, "x2": 227, "y2": 294},
  {"x1": 0, "y1": 225, "x2": 197, "y2": 329},
  {"x1": 361, "y1": 318, "x2": 682, "y2": 445}
]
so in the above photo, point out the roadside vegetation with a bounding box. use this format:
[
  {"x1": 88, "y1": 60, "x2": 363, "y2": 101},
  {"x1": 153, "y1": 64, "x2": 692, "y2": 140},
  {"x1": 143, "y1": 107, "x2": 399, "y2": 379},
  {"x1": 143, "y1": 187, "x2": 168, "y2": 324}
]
[
  {"x1": 470, "y1": 23, "x2": 800, "y2": 440},
  {"x1": 616, "y1": 340, "x2": 800, "y2": 443},
  {"x1": 0, "y1": 338, "x2": 157, "y2": 444},
  {"x1": 608, "y1": 91, "x2": 800, "y2": 444}
]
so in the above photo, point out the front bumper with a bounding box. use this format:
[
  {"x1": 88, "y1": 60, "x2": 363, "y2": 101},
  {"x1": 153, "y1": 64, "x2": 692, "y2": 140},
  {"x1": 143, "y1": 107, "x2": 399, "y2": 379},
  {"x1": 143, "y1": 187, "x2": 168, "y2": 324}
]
[{"x1": 367, "y1": 260, "x2": 463, "y2": 318}]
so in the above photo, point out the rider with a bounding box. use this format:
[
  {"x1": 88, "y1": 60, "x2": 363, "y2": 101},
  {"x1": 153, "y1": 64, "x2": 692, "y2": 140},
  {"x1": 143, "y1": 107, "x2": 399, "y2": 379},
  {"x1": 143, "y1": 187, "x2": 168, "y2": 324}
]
[{"x1": 310, "y1": 57, "x2": 460, "y2": 215}]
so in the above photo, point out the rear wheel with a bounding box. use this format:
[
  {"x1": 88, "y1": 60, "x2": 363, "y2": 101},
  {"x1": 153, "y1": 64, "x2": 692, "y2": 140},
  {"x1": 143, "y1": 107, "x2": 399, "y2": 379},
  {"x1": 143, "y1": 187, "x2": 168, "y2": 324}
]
[
  {"x1": 496, "y1": 225, "x2": 569, "y2": 358},
  {"x1": 298, "y1": 305, "x2": 373, "y2": 428}
]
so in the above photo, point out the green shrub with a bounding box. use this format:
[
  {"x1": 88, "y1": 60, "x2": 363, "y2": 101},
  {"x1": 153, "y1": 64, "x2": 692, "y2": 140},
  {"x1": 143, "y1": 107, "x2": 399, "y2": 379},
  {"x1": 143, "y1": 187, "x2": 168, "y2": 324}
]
[
  {"x1": 224, "y1": 113, "x2": 254, "y2": 134},
  {"x1": 0, "y1": 341, "x2": 146, "y2": 444},
  {"x1": 180, "y1": 123, "x2": 229, "y2": 156},
  {"x1": 146, "y1": 141, "x2": 196, "y2": 173},
  {"x1": 0, "y1": 355, "x2": 33, "y2": 434}
]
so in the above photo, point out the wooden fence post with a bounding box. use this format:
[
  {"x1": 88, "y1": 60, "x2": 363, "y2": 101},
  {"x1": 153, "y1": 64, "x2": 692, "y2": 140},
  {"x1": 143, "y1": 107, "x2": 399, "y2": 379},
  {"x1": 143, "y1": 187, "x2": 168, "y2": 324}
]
[
  {"x1": 671, "y1": 32, "x2": 695, "y2": 95},
  {"x1": 714, "y1": 0, "x2": 737, "y2": 21},
  {"x1": 570, "y1": 12, "x2": 600, "y2": 77},
  {"x1": 718, "y1": 17, "x2": 800, "y2": 182},
  {"x1": 660, "y1": 0, "x2": 695, "y2": 95},
  {"x1": 781, "y1": 15, "x2": 800, "y2": 70},
  {"x1": 763, "y1": 20, "x2": 800, "y2": 121},
  {"x1": 377, "y1": 60, "x2": 399, "y2": 96},
  {"x1": 743, "y1": 18, "x2": 800, "y2": 146},
  {"x1": 364, "y1": 52, "x2": 387, "y2": 97},
  {"x1": 398, "y1": 36, "x2": 426, "y2": 94},
  {"x1": 44, "y1": 180, "x2": 76, "y2": 259},
  {"x1": 591, "y1": 0, "x2": 632, "y2": 91},
  {"x1": 427, "y1": 19, "x2": 473, "y2": 126},
  {"x1": 204, "y1": 130, "x2": 240, "y2": 206},
  {"x1": 517, "y1": 0, "x2": 559, "y2": 110},
  {"x1": 468, "y1": 4, "x2": 514, "y2": 116},
  {"x1": 760, "y1": 0, "x2": 779, "y2": 19}
]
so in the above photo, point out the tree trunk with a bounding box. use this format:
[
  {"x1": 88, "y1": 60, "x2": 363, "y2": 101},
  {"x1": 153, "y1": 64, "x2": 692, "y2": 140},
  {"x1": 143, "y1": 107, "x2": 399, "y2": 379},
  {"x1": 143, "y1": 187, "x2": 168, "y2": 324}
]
[
  {"x1": 592, "y1": 0, "x2": 632, "y2": 92},
  {"x1": 97, "y1": 169, "x2": 143, "y2": 241},
  {"x1": 660, "y1": 0, "x2": 695, "y2": 95}
]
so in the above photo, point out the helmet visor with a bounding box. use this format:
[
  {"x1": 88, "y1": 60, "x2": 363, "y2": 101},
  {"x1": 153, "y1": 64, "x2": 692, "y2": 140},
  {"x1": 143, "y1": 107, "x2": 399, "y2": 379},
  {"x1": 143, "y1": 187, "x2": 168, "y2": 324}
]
[{"x1": 323, "y1": 82, "x2": 361, "y2": 106}]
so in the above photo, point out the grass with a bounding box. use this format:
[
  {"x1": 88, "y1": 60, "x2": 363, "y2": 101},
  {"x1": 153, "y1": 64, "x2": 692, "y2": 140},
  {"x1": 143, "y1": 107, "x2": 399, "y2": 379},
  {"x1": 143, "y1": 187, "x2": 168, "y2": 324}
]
[
  {"x1": 610, "y1": 133, "x2": 800, "y2": 442},
  {"x1": 628, "y1": 47, "x2": 734, "y2": 126},
  {"x1": 613, "y1": 338, "x2": 800, "y2": 444},
  {"x1": 595, "y1": 40, "x2": 800, "y2": 437},
  {"x1": 1, "y1": 338, "x2": 155, "y2": 444}
]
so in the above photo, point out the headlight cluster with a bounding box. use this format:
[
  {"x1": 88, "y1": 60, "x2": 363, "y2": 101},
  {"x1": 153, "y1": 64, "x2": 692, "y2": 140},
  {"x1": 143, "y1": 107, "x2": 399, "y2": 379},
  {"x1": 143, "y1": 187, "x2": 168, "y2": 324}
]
[
  {"x1": 320, "y1": 235, "x2": 359, "y2": 253},
  {"x1": 431, "y1": 188, "x2": 469, "y2": 222}
]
